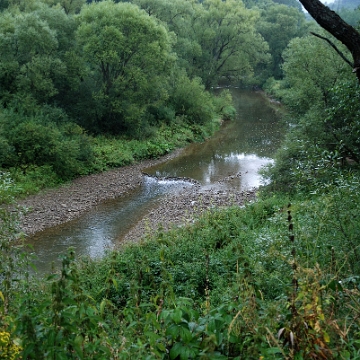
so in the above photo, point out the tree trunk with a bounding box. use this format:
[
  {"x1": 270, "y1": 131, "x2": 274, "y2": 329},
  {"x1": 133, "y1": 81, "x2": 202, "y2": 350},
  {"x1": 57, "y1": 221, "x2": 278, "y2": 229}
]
[{"x1": 299, "y1": 0, "x2": 360, "y2": 81}]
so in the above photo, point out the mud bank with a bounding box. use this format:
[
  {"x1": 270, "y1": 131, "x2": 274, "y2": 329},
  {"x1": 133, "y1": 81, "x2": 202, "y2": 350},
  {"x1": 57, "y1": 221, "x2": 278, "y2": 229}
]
[{"x1": 18, "y1": 148, "x2": 256, "y2": 244}]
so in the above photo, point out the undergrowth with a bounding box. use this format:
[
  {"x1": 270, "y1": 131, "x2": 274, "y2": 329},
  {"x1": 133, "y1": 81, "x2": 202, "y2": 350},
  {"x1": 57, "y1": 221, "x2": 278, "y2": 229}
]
[
  {"x1": 6, "y1": 118, "x2": 221, "y2": 199},
  {"x1": 1, "y1": 172, "x2": 360, "y2": 359}
]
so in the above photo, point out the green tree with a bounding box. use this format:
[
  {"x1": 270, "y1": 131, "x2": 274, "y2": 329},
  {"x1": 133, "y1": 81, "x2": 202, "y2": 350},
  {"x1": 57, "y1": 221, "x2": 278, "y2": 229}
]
[
  {"x1": 299, "y1": 0, "x2": 360, "y2": 81},
  {"x1": 129, "y1": 0, "x2": 269, "y2": 89},
  {"x1": 0, "y1": 0, "x2": 10, "y2": 10},
  {"x1": 0, "y1": 4, "x2": 80, "y2": 112},
  {"x1": 76, "y1": 0, "x2": 174, "y2": 136},
  {"x1": 166, "y1": 70, "x2": 215, "y2": 125},
  {"x1": 184, "y1": 0, "x2": 269, "y2": 89},
  {"x1": 256, "y1": 3, "x2": 307, "y2": 79},
  {"x1": 336, "y1": 7, "x2": 360, "y2": 28},
  {"x1": 0, "y1": 110, "x2": 93, "y2": 179},
  {"x1": 44, "y1": 0, "x2": 86, "y2": 14},
  {"x1": 280, "y1": 33, "x2": 352, "y2": 114}
]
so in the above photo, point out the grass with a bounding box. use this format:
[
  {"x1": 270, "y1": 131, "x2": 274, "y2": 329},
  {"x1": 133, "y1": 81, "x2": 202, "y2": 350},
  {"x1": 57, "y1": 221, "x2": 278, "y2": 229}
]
[
  {"x1": 6, "y1": 118, "x2": 221, "y2": 199},
  {"x1": 2, "y1": 176, "x2": 360, "y2": 358}
]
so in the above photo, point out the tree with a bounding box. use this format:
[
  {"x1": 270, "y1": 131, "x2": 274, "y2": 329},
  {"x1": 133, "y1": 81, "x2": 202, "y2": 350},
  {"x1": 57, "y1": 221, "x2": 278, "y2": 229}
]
[
  {"x1": 177, "y1": 0, "x2": 269, "y2": 89},
  {"x1": 256, "y1": 3, "x2": 307, "y2": 79},
  {"x1": 298, "y1": 0, "x2": 360, "y2": 81},
  {"x1": 0, "y1": 110, "x2": 93, "y2": 179},
  {"x1": 58, "y1": 0, "x2": 85, "y2": 14},
  {"x1": 76, "y1": 1, "x2": 174, "y2": 136},
  {"x1": 129, "y1": 0, "x2": 269, "y2": 89},
  {"x1": 280, "y1": 33, "x2": 352, "y2": 114},
  {"x1": 194, "y1": 0, "x2": 269, "y2": 88},
  {"x1": 0, "y1": 4, "x2": 80, "y2": 111}
]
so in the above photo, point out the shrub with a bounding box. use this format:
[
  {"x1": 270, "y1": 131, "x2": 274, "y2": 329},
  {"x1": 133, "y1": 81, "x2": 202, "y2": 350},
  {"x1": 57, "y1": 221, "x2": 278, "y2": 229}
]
[{"x1": 0, "y1": 110, "x2": 93, "y2": 180}]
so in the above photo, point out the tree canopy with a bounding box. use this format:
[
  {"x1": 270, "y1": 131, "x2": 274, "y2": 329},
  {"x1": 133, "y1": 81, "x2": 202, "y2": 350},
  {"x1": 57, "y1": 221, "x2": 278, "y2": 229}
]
[
  {"x1": 76, "y1": 1, "x2": 174, "y2": 135},
  {"x1": 299, "y1": 0, "x2": 360, "y2": 81}
]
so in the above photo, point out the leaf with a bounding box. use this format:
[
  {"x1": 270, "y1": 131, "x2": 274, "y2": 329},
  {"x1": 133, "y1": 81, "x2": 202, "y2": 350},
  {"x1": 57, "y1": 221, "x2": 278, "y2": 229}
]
[
  {"x1": 172, "y1": 308, "x2": 183, "y2": 324},
  {"x1": 170, "y1": 342, "x2": 184, "y2": 359},
  {"x1": 327, "y1": 279, "x2": 343, "y2": 292},
  {"x1": 178, "y1": 324, "x2": 193, "y2": 343},
  {"x1": 111, "y1": 277, "x2": 118, "y2": 290},
  {"x1": 166, "y1": 324, "x2": 180, "y2": 339},
  {"x1": 323, "y1": 331, "x2": 330, "y2": 344},
  {"x1": 156, "y1": 342, "x2": 167, "y2": 352},
  {"x1": 170, "y1": 342, "x2": 198, "y2": 360},
  {"x1": 100, "y1": 298, "x2": 107, "y2": 316},
  {"x1": 73, "y1": 334, "x2": 84, "y2": 358},
  {"x1": 263, "y1": 347, "x2": 283, "y2": 355}
]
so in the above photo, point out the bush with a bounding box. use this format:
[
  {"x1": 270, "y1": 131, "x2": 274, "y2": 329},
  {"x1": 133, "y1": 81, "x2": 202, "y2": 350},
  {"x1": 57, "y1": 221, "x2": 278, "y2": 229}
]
[
  {"x1": 0, "y1": 109, "x2": 93, "y2": 180},
  {"x1": 168, "y1": 73, "x2": 215, "y2": 125}
]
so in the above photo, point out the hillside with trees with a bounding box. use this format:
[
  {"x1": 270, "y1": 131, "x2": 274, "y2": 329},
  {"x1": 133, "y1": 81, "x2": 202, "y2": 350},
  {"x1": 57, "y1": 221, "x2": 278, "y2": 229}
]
[{"x1": 1, "y1": 0, "x2": 360, "y2": 358}]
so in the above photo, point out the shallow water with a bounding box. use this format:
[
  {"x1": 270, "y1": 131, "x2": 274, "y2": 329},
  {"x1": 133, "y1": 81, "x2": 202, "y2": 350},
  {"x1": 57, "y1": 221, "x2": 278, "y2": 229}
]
[{"x1": 27, "y1": 88, "x2": 284, "y2": 273}]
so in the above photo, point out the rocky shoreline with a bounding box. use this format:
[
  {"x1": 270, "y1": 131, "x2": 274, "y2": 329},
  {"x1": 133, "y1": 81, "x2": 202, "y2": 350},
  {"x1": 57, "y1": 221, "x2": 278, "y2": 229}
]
[
  {"x1": 122, "y1": 185, "x2": 256, "y2": 244},
  {"x1": 18, "y1": 150, "x2": 184, "y2": 236},
  {"x1": 18, "y1": 148, "x2": 256, "y2": 243}
]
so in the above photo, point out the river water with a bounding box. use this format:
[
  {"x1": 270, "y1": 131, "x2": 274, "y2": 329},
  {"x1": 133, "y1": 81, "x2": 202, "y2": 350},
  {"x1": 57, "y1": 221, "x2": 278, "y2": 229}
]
[{"x1": 27, "y1": 88, "x2": 284, "y2": 273}]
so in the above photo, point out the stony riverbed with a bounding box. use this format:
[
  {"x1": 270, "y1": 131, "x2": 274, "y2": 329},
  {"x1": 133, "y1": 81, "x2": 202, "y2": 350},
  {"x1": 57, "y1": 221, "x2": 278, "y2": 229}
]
[{"x1": 18, "y1": 149, "x2": 256, "y2": 243}]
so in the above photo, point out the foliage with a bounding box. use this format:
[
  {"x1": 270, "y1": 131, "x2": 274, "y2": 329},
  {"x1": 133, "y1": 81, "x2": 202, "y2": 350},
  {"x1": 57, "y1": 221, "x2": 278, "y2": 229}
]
[
  {"x1": 3, "y1": 1, "x2": 360, "y2": 358},
  {"x1": 280, "y1": 33, "x2": 352, "y2": 114},
  {"x1": 2, "y1": 184, "x2": 360, "y2": 358},
  {"x1": 256, "y1": 3, "x2": 308, "y2": 80},
  {"x1": 167, "y1": 72, "x2": 215, "y2": 125},
  {"x1": 325, "y1": 81, "x2": 360, "y2": 164},
  {"x1": 75, "y1": 0, "x2": 173, "y2": 136},
  {"x1": 262, "y1": 32, "x2": 359, "y2": 194},
  {"x1": 0, "y1": 3, "x2": 79, "y2": 110},
  {"x1": 0, "y1": 174, "x2": 28, "y2": 360},
  {"x1": 131, "y1": 0, "x2": 270, "y2": 89},
  {"x1": 0, "y1": 109, "x2": 94, "y2": 181}
]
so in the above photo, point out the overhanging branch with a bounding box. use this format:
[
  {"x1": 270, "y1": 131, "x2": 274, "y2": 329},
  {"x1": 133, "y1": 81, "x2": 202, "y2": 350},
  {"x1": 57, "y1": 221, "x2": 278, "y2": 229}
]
[{"x1": 310, "y1": 32, "x2": 353, "y2": 68}]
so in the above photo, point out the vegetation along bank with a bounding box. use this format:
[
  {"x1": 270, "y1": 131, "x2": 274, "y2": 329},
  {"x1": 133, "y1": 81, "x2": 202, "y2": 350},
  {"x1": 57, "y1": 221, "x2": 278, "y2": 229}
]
[{"x1": 2, "y1": 0, "x2": 360, "y2": 358}]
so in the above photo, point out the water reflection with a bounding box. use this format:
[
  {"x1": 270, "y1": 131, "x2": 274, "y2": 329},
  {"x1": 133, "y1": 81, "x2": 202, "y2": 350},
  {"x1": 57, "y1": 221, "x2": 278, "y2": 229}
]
[
  {"x1": 144, "y1": 88, "x2": 282, "y2": 191},
  {"x1": 26, "y1": 88, "x2": 284, "y2": 274},
  {"x1": 28, "y1": 177, "x2": 194, "y2": 273}
]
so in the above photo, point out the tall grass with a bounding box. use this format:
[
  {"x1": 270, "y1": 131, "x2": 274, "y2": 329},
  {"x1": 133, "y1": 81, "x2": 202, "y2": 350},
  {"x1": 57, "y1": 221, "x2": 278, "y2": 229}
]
[{"x1": 2, "y1": 176, "x2": 360, "y2": 358}]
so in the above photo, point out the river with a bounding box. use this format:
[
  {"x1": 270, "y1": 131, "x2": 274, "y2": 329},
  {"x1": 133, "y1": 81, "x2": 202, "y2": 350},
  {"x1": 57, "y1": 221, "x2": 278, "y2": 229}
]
[{"x1": 27, "y1": 88, "x2": 284, "y2": 273}]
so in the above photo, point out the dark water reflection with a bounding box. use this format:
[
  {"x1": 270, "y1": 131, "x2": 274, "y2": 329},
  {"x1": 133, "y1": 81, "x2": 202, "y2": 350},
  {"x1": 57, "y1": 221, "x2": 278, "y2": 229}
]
[{"x1": 26, "y1": 88, "x2": 284, "y2": 274}]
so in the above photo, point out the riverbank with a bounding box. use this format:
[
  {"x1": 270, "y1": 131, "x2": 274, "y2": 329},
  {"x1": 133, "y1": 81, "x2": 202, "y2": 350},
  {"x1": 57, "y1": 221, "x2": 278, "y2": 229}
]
[
  {"x1": 18, "y1": 148, "x2": 256, "y2": 241},
  {"x1": 122, "y1": 185, "x2": 256, "y2": 244},
  {"x1": 18, "y1": 149, "x2": 184, "y2": 236}
]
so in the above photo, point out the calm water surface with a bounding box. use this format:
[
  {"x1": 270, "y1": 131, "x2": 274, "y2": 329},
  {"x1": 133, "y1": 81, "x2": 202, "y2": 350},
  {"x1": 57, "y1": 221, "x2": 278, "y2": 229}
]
[{"x1": 27, "y1": 88, "x2": 284, "y2": 273}]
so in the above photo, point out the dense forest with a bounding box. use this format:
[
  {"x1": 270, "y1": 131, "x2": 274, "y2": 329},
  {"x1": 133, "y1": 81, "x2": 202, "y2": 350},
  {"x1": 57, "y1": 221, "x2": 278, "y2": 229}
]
[{"x1": 1, "y1": 0, "x2": 360, "y2": 358}]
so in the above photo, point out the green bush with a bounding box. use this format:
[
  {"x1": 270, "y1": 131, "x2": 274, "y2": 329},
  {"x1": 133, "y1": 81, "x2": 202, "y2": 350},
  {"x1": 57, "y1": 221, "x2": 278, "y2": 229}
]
[
  {"x1": 168, "y1": 73, "x2": 216, "y2": 125},
  {"x1": 0, "y1": 110, "x2": 93, "y2": 180}
]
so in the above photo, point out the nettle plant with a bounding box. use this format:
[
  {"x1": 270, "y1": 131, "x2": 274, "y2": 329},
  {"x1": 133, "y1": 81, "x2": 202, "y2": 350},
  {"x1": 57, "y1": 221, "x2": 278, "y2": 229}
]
[{"x1": 0, "y1": 173, "x2": 28, "y2": 359}]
